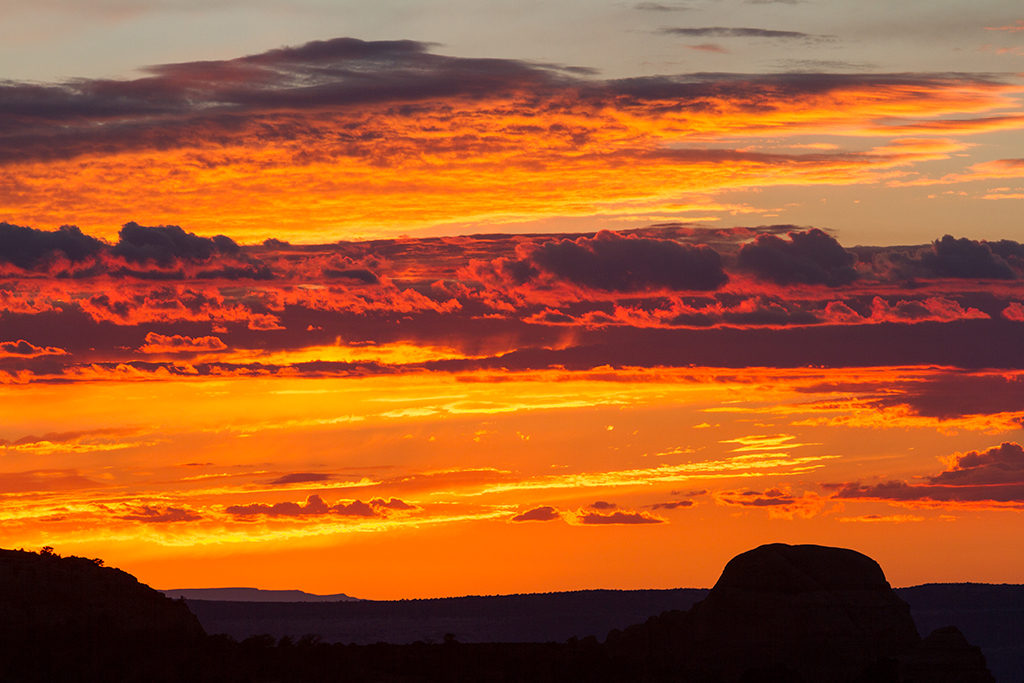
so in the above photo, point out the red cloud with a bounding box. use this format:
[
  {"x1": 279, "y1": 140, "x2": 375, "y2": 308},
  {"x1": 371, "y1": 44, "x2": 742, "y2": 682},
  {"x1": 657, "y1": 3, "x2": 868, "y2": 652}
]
[
  {"x1": 138, "y1": 332, "x2": 227, "y2": 354},
  {"x1": 0, "y1": 340, "x2": 67, "y2": 359}
]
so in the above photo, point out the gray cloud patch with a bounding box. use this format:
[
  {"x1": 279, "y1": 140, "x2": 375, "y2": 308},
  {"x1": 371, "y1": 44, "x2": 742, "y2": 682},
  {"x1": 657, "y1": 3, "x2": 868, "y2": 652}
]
[
  {"x1": 658, "y1": 27, "x2": 832, "y2": 41},
  {"x1": 634, "y1": 2, "x2": 691, "y2": 10}
]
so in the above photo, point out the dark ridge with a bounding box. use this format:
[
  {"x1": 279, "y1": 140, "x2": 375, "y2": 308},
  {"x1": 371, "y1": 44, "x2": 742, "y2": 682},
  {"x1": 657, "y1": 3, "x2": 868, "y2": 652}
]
[{"x1": 0, "y1": 547, "x2": 205, "y2": 682}]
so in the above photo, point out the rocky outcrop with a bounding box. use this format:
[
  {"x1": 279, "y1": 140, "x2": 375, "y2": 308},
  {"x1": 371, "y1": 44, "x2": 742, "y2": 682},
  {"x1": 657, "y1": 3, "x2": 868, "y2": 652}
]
[
  {"x1": 898, "y1": 626, "x2": 996, "y2": 683},
  {"x1": 688, "y1": 543, "x2": 921, "y2": 682},
  {"x1": 607, "y1": 543, "x2": 959, "y2": 683},
  {"x1": 0, "y1": 548, "x2": 205, "y2": 682}
]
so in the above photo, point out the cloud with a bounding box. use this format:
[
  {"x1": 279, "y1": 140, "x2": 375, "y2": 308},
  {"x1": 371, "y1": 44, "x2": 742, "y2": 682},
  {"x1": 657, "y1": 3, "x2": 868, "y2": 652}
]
[
  {"x1": 684, "y1": 44, "x2": 729, "y2": 54},
  {"x1": 985, "y1": 20, "x2": 1024, "y2": 32},
  {"x1": 0, "y1": 340, "x2": 68, "y2": 359},
  {"x1": 574, "y1": 509, "x2": 665, "y2": 525},
  {"x1": 3, "y1": 37, "x2": 1020, "y2": 237},
  {"x1": 873, "y1": 372, "x2": 1024, "y2": 421},
  {"x1": 369, "y1": 497, "x2": 417, "y2": 510},
  {"x1": 737, "y1": 229, "x2": 858, "y2": 286},
  {"x1": 119, "y1": 505, "x2": 201, "y2": 523},
  {"x1": 0, "y1": 223, "x2": 104, "y2": 271},
  {"x1": 872, "y1": 236, "x2": 1018, "y2": 281},
  {"x1": 837, "y1": 514, "x2": 924, "y2": 523},
  {"x1": 714, "y1": 487, "x2": 825, "y2": 518},
  {"x1": 112, "y1": 222, "x2": 239, "y2": 266},
  {"x1": 589, "y1": 500, "x2": 617, "y2": 510},
  {"x1": 634, "y1": 2, "x2": 691, "y2": 10},
  {"x1": 658, "y1": 27, "x2": 829, "y2": 41},
  {"x1": 0, "y1": 223, "x2": 271, "y2": 280},
  {"x1": 225, "y1": 494, "x2": 414, "y2": 518},
  {"x1": 0, "y1": 470, "x2": 101, "y2": 494},
  {"x1": 827, "y1": 442, "x2": 1024, "y2": 506},
  {"x1": 648, "y1": 500, "x2": 695, "y2": 510},
  {"x1": 479, "y1": 230, "x2": 728, "y2": 293},
  {"x1": 930, "y1": 442, "x2": 1024, "y2": 486},
  {"x1": 268, "y1": 473, "x2": 333, "y2": 486},
  {"x1": 138, "y1": 332, "x2": 227, "y2": 354},
  {"x1": 1003, "y1": 302, "x2": 1024, "y2": 321},
  {"x1": 510, "y1": 506, "x2": 562, "y2": 522}
]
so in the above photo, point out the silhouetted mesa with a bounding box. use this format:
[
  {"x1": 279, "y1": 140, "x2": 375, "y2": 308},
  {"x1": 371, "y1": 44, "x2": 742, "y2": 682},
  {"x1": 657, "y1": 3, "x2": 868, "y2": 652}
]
[
  {"x1": 0, "y1": 547, "x2": 204, "y2": 683},
  {"x1": 161, "y1": 587, "x2": 360, "y2": 603},
  {"x1": 605, "y1": 543, "x2": 994, "y2": 683}
]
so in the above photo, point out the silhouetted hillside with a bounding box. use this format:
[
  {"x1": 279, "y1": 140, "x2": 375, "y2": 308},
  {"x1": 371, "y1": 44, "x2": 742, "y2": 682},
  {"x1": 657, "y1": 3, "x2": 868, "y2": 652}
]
[{"x1": 0, "y1": 547, "x2": 205, "y2": 682}]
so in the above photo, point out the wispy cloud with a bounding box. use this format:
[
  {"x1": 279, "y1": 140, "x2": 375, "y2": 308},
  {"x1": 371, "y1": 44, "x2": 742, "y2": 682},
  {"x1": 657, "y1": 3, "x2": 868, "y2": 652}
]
[{"x1": 658, "y1": 27, "x2": 834, "y2": 41}]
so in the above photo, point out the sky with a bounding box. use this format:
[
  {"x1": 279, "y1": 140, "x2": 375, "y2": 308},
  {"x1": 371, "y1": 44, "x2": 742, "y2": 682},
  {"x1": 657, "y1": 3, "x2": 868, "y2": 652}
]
[{"x1": 0, "y1": 0, "x2": 1023, "y2": 598}]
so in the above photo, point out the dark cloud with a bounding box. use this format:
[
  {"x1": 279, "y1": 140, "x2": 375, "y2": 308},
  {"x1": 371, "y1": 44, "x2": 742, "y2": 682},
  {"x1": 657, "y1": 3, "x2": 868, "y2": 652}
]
[
  {"x1": 2, "y1": 37, "x2": 994, "y2": 172},
  {"x1": 0, "y1": 38, "x2": 587, "y2": 165},
  {"x1": 323, "y1": 269, "x2": 380, "y2": 284},
  {"x1": 881, "y1": 373, "x2": 1024, "y2": 420},
  {"x1": 925, "y1": 236, "x2": 1017, "y2": 280},
  {"x1": 0, "y1": 223, "x2": 104, "y2": 271},
  {"x1": 828, "y1": 442, "x2": 1024, "y2": 504},
  {"x1": 577, "y1": 509, "x2": 665, "y2": 524},
  {"x1": 511, "y1": 506, "x2": 562, "y2": 522},
  {"x1": 111, "y1": 222, "x2": 239, "y2": 266},
  {"x1": 719, "y1": 488, "x2": 797, "y2": 507},
  {"x1": 0, "y1": 222, "x2": 271, "y2": 280},
  {"x1": 737, "y1": 229, "x2": 858, "y2": 286},
  {"x1": 872, "y1": 236, "x2": 1018, "y2": 281},
  {"x1": 226, "y1": 494, "x2": 413, "y2": 518},
  {"x1": 268, "y1": 473, "x2": 333, "y2": 486},
  {"x1": 119, "y1": 505, "x2": 201, "y2": 523},
  {"x1": 648, "y1": 500, "x2": 695, "y2": 510},
  {"x1": 658, "y1": 27, "x2": 829, "y2": 41},
  {"x1": 589, "y1": 500, "x2": 617, "y2": 510},
  {"x1": 930, "y1": 442, "x2": 1024, "y2": 486},
  {"x1": 513, "y1": 230, "x2": 728, "y2": 292}
]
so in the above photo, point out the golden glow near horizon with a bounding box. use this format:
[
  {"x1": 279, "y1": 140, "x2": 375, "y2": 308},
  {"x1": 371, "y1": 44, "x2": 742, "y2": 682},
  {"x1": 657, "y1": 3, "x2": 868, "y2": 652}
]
[{"x1": 2, "y1": 365, "x2": 1022, "y2": 596}]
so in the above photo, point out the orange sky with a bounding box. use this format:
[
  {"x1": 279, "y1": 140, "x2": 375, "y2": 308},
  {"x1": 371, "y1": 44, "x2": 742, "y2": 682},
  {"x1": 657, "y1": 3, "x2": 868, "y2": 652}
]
[{"x1": 1, "y1": 34, "x2": 1024, "y2": 596}]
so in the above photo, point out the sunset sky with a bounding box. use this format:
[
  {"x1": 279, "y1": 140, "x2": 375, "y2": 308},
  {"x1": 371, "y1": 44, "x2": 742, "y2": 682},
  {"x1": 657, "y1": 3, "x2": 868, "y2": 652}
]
[{"x1": 1, "y1": 0, "x2": 1023, "y2": 598}]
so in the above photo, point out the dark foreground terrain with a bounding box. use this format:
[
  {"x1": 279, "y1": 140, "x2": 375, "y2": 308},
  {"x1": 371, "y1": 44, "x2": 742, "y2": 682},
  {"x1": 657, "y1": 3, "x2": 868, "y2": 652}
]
[{"x1": 1, "y1": 544, "x2": 1016, "y2": 683}]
